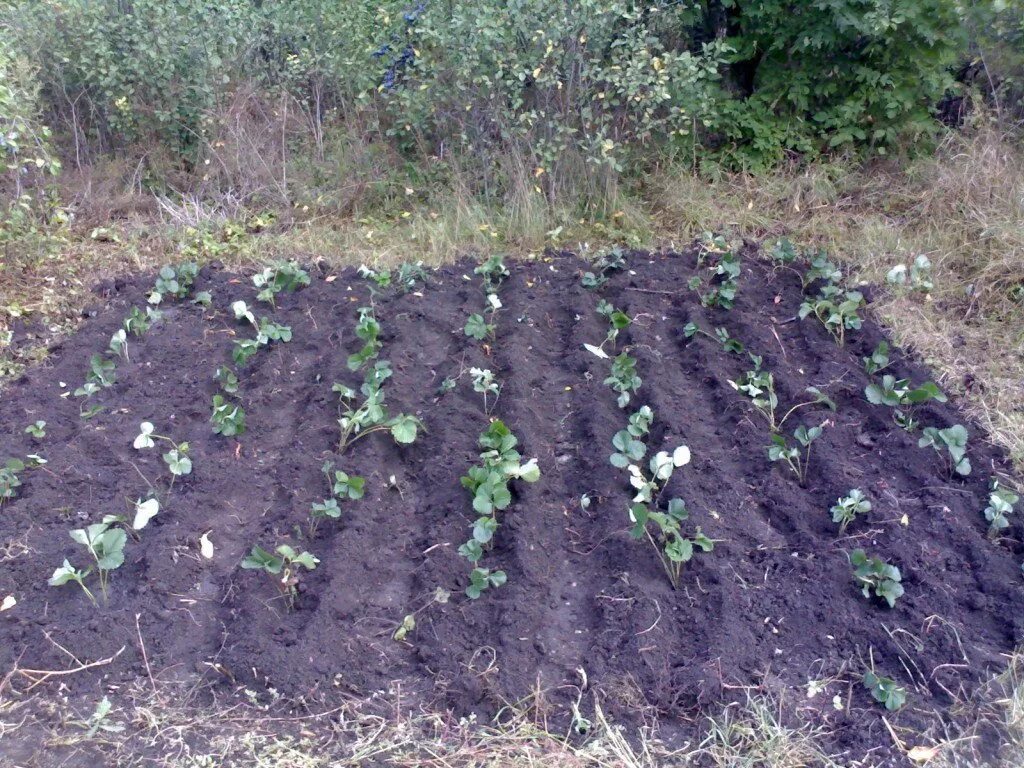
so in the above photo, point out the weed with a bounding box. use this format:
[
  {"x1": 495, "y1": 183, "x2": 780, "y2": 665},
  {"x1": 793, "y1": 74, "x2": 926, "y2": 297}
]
[
  {"x1": 984, "y1": 480, "x2": 1019, "y2": 536},
  {"x1": 919, "y1": 424, "x2": 971, "y2": 477},
  {"x1": 240, "y1": 544, "x2": 319, "y2": 610},
  {"x1": 767, "y1": 424, "x2": 823, "y2": 486},
  {"x1": 831, "y1": 489, "x2": 871, "y2": 534},
  {"x1": 850, "y1": 549, "x2": 904, "y2": 607},
  {"x1": 886, "y1": 255, "x2": 933, "y2": 294},
  {"x1": 210, "y1": 395, "x2": 246, "y2": 437}
]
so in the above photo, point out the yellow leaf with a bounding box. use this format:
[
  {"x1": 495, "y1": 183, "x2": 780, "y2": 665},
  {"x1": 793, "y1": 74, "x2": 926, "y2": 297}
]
[
  {"x1": 901, "y1": 514, "x2": 909, "y2": 526},
  {"x1": 908, "y1": 745, "x2": 939, "y2": 763}
]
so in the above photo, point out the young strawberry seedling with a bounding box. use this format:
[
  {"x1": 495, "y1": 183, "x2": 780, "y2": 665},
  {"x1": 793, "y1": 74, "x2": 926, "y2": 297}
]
[
  {"x1": 767, "y1": 424, "x2": 824, "y2": 486},
  {"x1": 831, "y1": 489, "x2": 871, "y2": 534},
  {"x1": 210, "y1": 395, "x2": 246, "y2": 437},
  {"x1": 214, "y1": 366, "x2": 239, "y2": 394},
  {"x1": 581, "y1": 246, "x2": 627, "y2": 289},
  {"x1": 133, "y1": 422, "x2": 193, "y2": 490},
  {"x1": 241, "y1": 544, "x2": 319, "y2": 611},
  {"x1": 729, "y1": 354, "x2": 834, "y2": 433},
  {"x1": 689, "y1": 240, "x2": 741, "y2": 309},
  {"x1": 458, "y1": 419, "x2": 540, "y2": 598},
  {"x1": 584, "y1": 301, "x2": 631, "y2": 360},
  {"x1": 863, "y1": 668, "x2": 907, "y2": 711},
  {"x1": 850, "y1": 549, "x2": 904, "y2": 607},
  {"x1": 801, "y1": 251, "x2": 842, "y2": 289},
  {"x1": 252, "y1": 260, "x2": 310, "y2": 305},
  {"x1": 474, "y1": 254, "x2": 510, "y2": 293},
  {"x1": 683, "y1": 322, "x2": 744, "y2": 354},
  {"x1": 150, "y1": 262, "x2": 199, "y2": 303},
  {"x1": 123, "y1": 306, "x2": 154, "y2": 336},
  {"x1": 334, "y1": 361, "x2": 422, "y2": 452},
  {"x1": 470, "y1": 368, "x2": 501, "y2": 415},
  {"x1": 918, "y1": 424, "x2": 971, "y2": 477},
  {"x1": 798, "y1": 285, "x2": 865, "y2": 347},
  {"x1": 863, "y1": 341, "x2": 891, "y2": 375},
  {"x1": 49, "y1": 521, "x2": 127, "y2": 603},
  {"x1": 347, "y1": 306, "x2": 383, "y2": 371},
  {"x1": 605, "y1": 353, "x2": 642, "y2": 408},
  {"x1": 0, "y1": 458, "x2": 25, "y2": 504},
  {"x1": 24, "y1": 420, "x2": 46, "y2": 439},
  {"x1": 309, "y1": 461, "x2": 366, "y2": 535},
  {"x1": 984, "y1": 480, "x2": 1019, "y2": 536}
]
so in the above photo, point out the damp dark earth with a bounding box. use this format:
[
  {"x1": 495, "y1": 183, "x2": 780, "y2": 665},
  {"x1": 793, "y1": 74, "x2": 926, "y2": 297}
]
[{"x1": 0, "y1": 246, "x2": 1021, "y2": 766}]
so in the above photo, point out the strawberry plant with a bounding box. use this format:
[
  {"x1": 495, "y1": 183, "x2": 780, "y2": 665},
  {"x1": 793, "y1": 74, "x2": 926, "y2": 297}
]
[
  {"x1": 150, "y1": 262, "x2": 199, "y2": 303},
  {"x1": 334, "y1": 361, "x2": 422, "y2": 452},
  {"x1": 767, "y1": 424, "x2": 823, "y2": 485},
  {"x1": 605, "y1": 353, "x2": 642, "y2": 408},
  {"x1": 0, "y1": 458, "x2": 25, "y2": 504},
  {"x1": 581, "y1": 246, "x2": 627, "y2": 289},
  {"x1": 984, "y1": 480, "x2": 1018, "y2": 536},
  {"x1": 729, "y1": 354, "x2": 834, "y2": 432},
  {"x1": 864, "y1": 661, "x2": 907, "y2": 711},
  {"x1": 457, "y1": 419, "x2": 540, "y2": 598},
  {"x1": 798, "y1": 285, "x2": 865, "y2": 346},
  {"x1": 584, "y1": 301, "x2": 631, "y2": 359},
  {"x1": 123, "y1": 306, "x2": 154, "y2": 336},
  {"x1": 309, "y1": 461, "x2": 365, "y2": 535},
  {"x1": 831, "y1": 489, "x2": 871, "y2": 534},
  {"x1": 863, "y1": 341, "x2": 890, "y2": 375},
  {"x1": 214, "y1": 366, "x2": 239, "y2": 394},
  {"x1": 850, "y1": 549, "x2": 904, "y2": 607},
  {"x1": 886, "y1": 255, "x2": 933, "y2": 294},
  {"x1": 133, "y1": 422, "x2": 193, "y2": 488},
  {"x1": 865, "y1": 375, "x2": 946, "y2": 408},
  {"x1": 689, "y1": 245, "x2": 741, "y2": 309},
  {"x1": 241, "y1": 544, "x2": 319, "y2": 610},
  {"x1": 919, "y1": 425, "x2": 971, "y2": 477},
  {"x1": 210, "y1": 395, "x2": 246, "y2": 437},
  {"x1": 347, "y1": 306, "x2": 383, "y2": 371},
  {"x1": 683, "y1": 322, "x2": 744, "y2": 354},
  {"x1": 253, "y1": 260, "x2": 310, "y2": 305},
  {"x1": 230, "y1": 301, "x2": 292, "y2": 365},
  {"x1": 470, "y1": 367, "x2": 501, "y2": 415},
  {"x1": 801, "y1": 251, "x2": 842, "y2": 289},
  {"x1": 464, "y1": 312, "x2": 495, "y2": 342},
  {"x1": 474, "y1": 254, "x2": 510, "y2": 293},
  {"x1": 768, "y1": 238, "x2": 798, "y2": 264},
  {"x1": 108, "y1": 329, "x2": 129, "y2": 362},
  {"x1": 24, "y1": 420, "x2": 46, "y2": 439},
  {"x1": 49, "y1": 521, "x2": 127, "y2": 603}
]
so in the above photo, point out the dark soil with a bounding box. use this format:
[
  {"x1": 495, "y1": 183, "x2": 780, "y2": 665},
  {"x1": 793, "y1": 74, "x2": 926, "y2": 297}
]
[{"x1": 1, "y1": 247, "x2": 1021, "y2": 765}]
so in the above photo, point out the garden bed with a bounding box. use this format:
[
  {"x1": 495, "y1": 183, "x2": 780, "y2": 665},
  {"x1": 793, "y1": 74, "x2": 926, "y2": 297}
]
[{"x1": 0, "y1": 246, "x2": 1020, "y2": 764}]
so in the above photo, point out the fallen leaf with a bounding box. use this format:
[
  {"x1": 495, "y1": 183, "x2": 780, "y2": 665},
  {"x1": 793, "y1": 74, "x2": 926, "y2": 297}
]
[
  {"x1": 908, "y1": 745, "x2": 939, "y2": 763},
  {"x1": 199, "y1": 532, "x2": 214, "y2": 559},
  {"x1": 1, "y1": 595, "x2": 16, "y2": 612}
]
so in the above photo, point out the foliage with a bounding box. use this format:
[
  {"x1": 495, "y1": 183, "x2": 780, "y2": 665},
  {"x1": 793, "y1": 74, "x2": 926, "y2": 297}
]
[
  {"x1": 24, "y1": 420, "x2": 45, "y2": 438},
  {"x1": 334, "y1": 360, "x2": 422, "y2": 452},
  {"x1": 831, "y1": 489, "x2": 871, "y2": 534},
  {"x1": 683, "y1": 322, "x2": 743, "y2": 354},
  {"x1": 798, "y1": 285, "x2": 865, "y2": 347},
  {"x1": 133, "y1": 422, "x2": 192, "y2": 487},
  {"x1": 210, "y1": 394, "x2": 246, "y2": 437},
  {"x1": 309, "y1": 461, "x2": 365, "y2": 535},
  {"x1": 151, "y1": 263, "x2": 199, "y2": 304},
  {"x1": 584, "y1": 300, "x2": 631, "y2": 359},
  {"x1": 241, "y1": 544, "x2": 319, "y2": 610},
  {"x1": 0, "y1": 458, "x2": 25, "y2": 503},
  {"x1": 919, "y1": 424, "x2": 972, "y2": 477},
  {"x1": 604, "y1": 353, "x2": 642, "y2": 409},
  {"x1": 863, "y1": 669, "x2": 907, "y2": 711},
  {"x1": 458, "y1": 419, "x2": 540, "y2": 598},
  {"x1": 865, "y1": 373, "x2": 946, "y2": 431},
  {"x1": 886, "y1": 255, "x2": 934, "y2": 294},
  {"x1": 49, "y1": 521, "x2": 127, "y2": 603},
  {"x1": 689, "y1": 237, "x2": 741, "y2": 309},
  {"x1": 863, "y1": 341, "x2": 890, "y2": 375},
  {"x1": 230, "y1": 300, "x2": 292, "y2": 365},
  {"x1": 464, "y1": 313, "x2": 495, "y2": 342},
  {"x1": 253, "y1": 260, "x2": 310, "y2": 305},
  {"x1": 347, "y1": 306, "x2": 382, "y2": 371},
  {"x1": 850, "y1": 549, "x2": 904, "y2": 608},
  {"x1": 767, "y1": 424, "x2": 823, "y2": 486},
  {"x1": 984, "y1": 480, "x2": 1019, "y2": 536},
  {"x1": 470, "y1": 367, "x2": 500, "y2": 415},
  {"x1": 581, "y1": 246, "x2": 627, "y2": 290},
  {"x1": 728, "y1": 354, "x2": 834, "y2": 432}
]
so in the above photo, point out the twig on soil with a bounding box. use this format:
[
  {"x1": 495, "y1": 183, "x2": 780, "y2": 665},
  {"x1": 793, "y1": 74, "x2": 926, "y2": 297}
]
[
  {"x1": 135, "y1": 613, "x2": 156, "y2": 693},
  {"x1": 15, "y1": 645, "x2": 125, "y2": 691}
]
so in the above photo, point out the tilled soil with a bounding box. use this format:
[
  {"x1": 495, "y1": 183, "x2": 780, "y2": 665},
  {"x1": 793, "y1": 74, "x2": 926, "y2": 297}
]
[{"x1": 0, "y1": 248, "x2": 1021, "y2": 764}]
